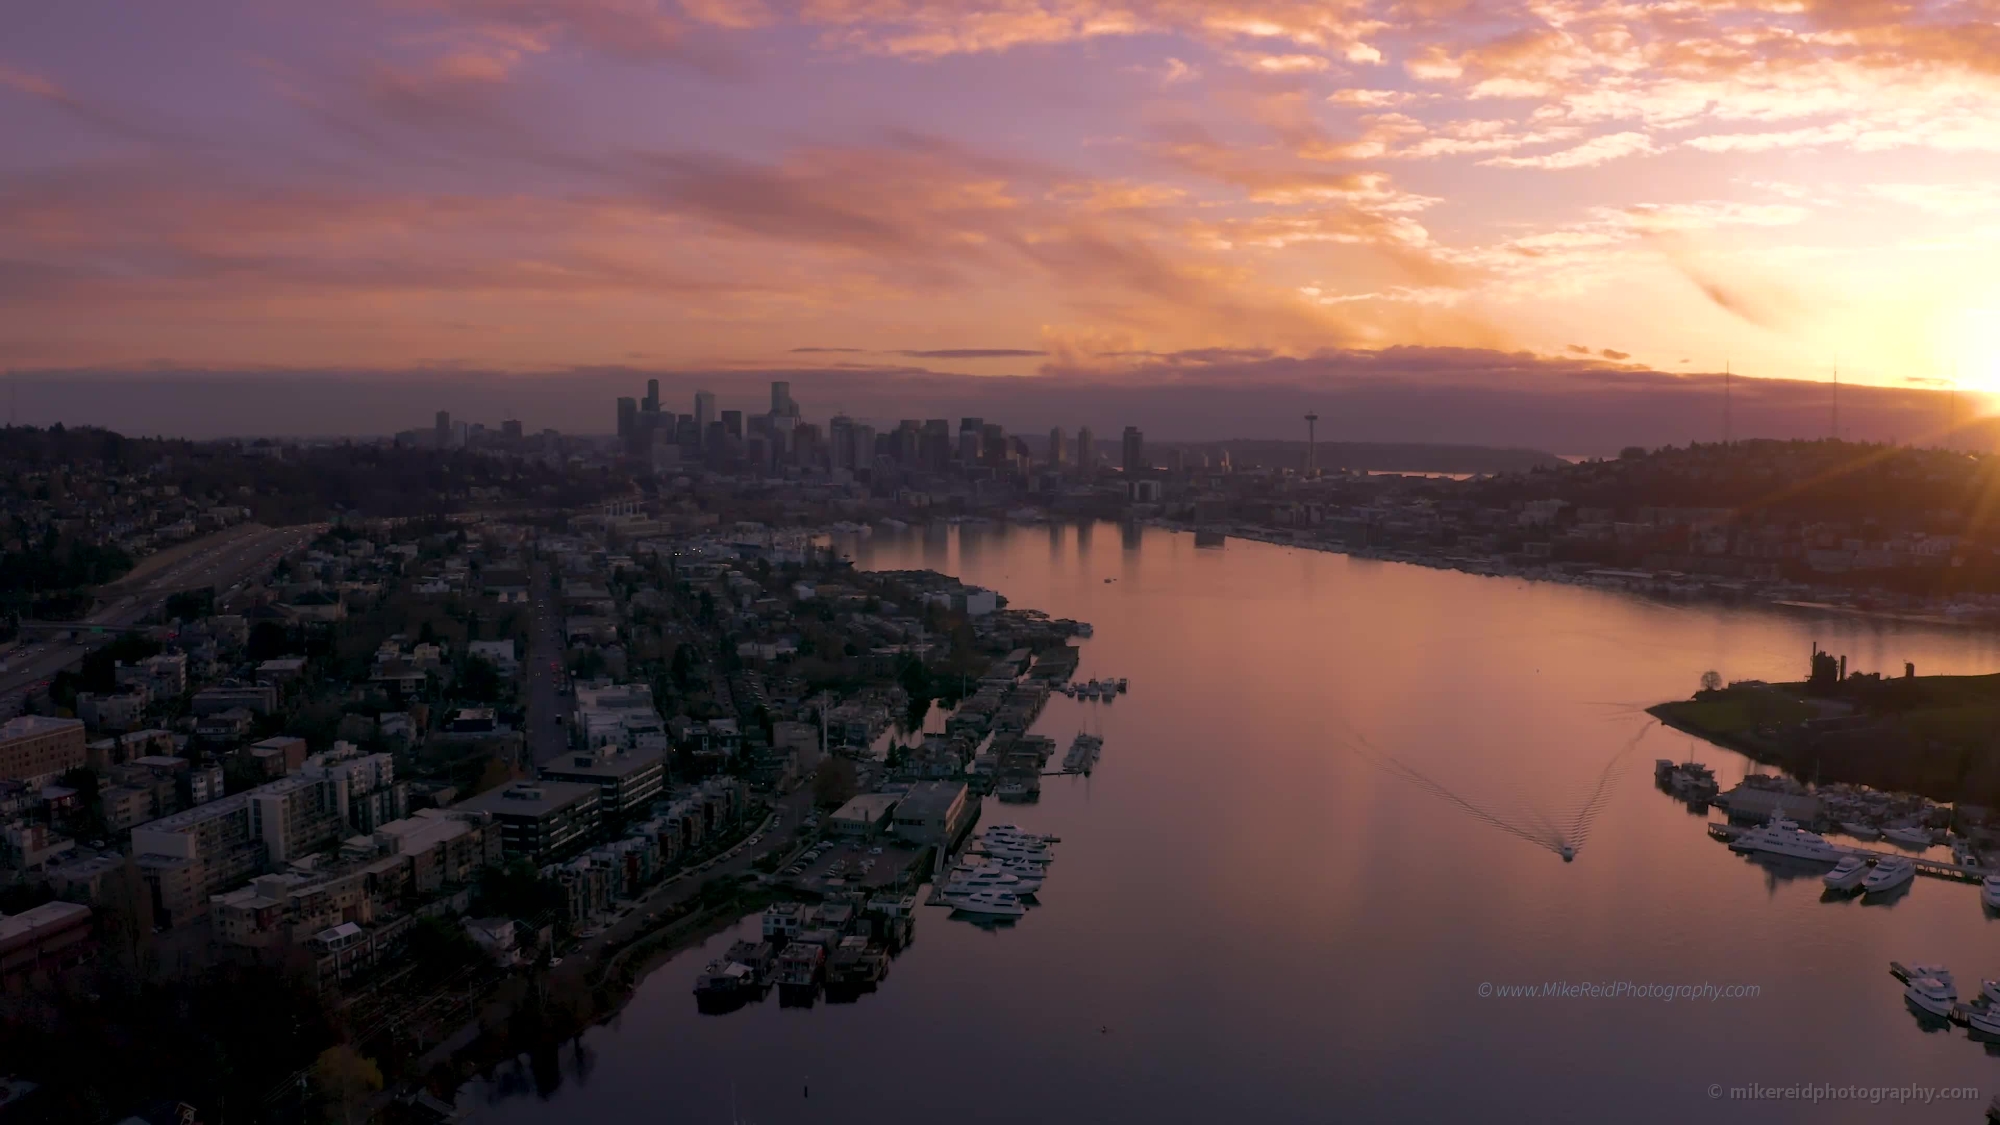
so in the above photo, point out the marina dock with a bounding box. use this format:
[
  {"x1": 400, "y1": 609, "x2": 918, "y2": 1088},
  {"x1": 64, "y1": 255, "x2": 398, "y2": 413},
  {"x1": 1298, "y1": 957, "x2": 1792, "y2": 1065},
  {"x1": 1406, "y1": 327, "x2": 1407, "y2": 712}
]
[{"x1": 1709, "y1": 823, "x2": 1984, "y2": 882}]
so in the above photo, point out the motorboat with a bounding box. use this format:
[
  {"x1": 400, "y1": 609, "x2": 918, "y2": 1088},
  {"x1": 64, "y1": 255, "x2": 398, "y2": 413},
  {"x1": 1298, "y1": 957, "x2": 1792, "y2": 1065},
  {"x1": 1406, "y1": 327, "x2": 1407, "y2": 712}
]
[
  {"x1": 1730, "y1": 817, "x2": 1845, "y2": 863},
  {"x1": 1841, "y1": 822, "x2": 1882, "y2": 841},
  {"x1": 1905, "y1": 974, "x2": 1958, "y2": 1020},
  {"x1": 1981, "y1": 979, "x2": 2000, "y2": 1007},
  {"x1": 1862, "y1": 856, "x2": 1916, "y2": 893},
  {"x1": 1883, "y1": 826, "x2": 1935, "y2": 849},
  {"x1": 1559, "y1": 844, "x2": 1575, "y2": 862},
  {"x1": 1823, "y1": 855, "x2": 1869, "y2": 891},
  {"x1": 1954, "y1": 840, "x2": 1981, "y2": 868},
  {"x1": 946, "y1": 889, "x2": 1028, "y2": 918},
  {"x1": 1981, "y1": 875, "x2": 2000, "y2": 911}
]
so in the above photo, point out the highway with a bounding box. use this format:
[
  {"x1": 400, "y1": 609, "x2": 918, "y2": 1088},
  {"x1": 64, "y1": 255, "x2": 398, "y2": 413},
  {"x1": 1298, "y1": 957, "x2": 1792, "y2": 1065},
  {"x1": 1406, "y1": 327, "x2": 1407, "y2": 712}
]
[{"x1": 0, "y1": 523, "x2": 323, "y2": 718}]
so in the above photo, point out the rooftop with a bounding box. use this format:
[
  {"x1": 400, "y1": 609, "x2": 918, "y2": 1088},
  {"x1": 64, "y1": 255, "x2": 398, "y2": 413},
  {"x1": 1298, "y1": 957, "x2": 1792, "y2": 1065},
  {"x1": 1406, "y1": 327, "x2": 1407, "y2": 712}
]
[
  {"x1": 457, "y1": 780, "x2": 599, "y2": 818},
  {"x1": 0, "y1": 901, "x2": 92, "y2": 945},
  {"x1": 540, "y1": 746, "x2": 666, "y2": 782},
  {"x1": 0, "y1": 715, "x2": 83, "y2": 740}
]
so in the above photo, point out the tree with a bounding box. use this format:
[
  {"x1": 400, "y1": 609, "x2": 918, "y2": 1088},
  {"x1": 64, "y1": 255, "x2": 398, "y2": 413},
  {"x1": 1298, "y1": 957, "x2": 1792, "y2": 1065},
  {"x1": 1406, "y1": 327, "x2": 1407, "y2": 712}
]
[
  {"x1": 1699, "y1": 670, "x2": 1723, "y2": 693},
  {"x1": 246, "y1": 621, "x2": 290, "y2": 662},
  {"x1": 312, "y1": 1045, "x2": 383, "y2": 1125},
  {"x1": 813, "y1": 757, "x2": 858, "y2": 808}
]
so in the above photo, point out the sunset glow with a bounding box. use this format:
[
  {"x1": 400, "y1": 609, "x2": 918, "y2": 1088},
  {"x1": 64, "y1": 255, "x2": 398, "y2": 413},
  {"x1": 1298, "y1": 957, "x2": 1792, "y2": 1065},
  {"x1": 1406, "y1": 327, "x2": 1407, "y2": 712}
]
[{"x1": 6, "y1": 0, "x2": 2000, "y2": 393}]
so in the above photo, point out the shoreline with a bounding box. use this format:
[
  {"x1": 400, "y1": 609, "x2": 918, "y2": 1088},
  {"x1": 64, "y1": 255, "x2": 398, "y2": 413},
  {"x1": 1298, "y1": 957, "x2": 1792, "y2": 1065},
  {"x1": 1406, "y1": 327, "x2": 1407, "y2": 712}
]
[{"x1": 1149, "y1": 521, "x2": 1996, "y2": 630}]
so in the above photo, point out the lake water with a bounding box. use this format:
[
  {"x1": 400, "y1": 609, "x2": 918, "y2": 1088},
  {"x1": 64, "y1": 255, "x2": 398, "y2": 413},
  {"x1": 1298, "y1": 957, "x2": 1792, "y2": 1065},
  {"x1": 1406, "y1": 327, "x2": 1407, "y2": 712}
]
[{"x1": 460, "y1": 522, "x2": 2000, "y2": 1124}]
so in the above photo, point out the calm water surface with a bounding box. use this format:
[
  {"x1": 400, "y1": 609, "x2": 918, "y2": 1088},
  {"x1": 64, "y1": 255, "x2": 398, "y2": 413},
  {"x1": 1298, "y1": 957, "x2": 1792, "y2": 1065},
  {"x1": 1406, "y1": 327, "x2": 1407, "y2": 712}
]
[{"x1": 461, "y1": 523, "x2": 2000, "y2": 1124}]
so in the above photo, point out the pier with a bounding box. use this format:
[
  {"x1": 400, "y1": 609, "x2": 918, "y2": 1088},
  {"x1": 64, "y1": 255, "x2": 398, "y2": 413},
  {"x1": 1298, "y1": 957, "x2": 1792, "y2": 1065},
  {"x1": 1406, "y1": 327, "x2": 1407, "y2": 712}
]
[{"x1": 1708, "y1": 823, "x2": 1983, "y2": 883}]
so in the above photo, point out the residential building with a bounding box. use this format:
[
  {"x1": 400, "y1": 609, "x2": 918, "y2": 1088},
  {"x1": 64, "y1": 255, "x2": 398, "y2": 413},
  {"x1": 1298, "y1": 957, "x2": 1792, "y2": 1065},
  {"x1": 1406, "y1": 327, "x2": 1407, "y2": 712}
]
[
  {"x1": 455, "y1": 781, "x2": 600, "y2": 863},
  {"x1": 130, "y1": 773, "x2": 345, "y2": 921},
  {"x1": 192, "y1": 684, "x2": 278, "y2": 716},
  {"x1": 467, "y1": 639, "x2": 519, "y2": 675},
  {"x1": 299, "y1": 745, "x2": 408, "y2": 834},
  {"x1": 0, "y1": 716, "x2": 86, "y2": 786},
  {"x1": 0, "y1": 901, "x2": 94, "y2": 988},
  {"x1": 76, "y1": 690, "x2": 148, "y2": 731},
  {"x1": 539, "y1": 745, "x2": 665, "y2": 820},
  {"x1": 373, "y1": 810, "x2": 503, "y2": 894},
  {"x1": 247, "y1": 735, "x2": 308, "y2": 778}
]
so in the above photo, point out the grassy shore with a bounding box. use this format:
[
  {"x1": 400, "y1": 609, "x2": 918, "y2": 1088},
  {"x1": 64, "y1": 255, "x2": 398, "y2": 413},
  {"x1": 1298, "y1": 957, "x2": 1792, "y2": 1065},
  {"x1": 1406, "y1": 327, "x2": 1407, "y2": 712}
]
[{"x1": 1651, "y1": 675, "x2": 2000, "y2": 804}]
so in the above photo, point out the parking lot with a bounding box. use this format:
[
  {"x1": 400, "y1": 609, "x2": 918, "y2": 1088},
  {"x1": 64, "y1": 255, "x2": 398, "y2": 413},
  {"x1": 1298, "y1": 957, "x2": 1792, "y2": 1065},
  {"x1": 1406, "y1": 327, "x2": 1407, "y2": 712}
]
[{"x1": 779, "y1": 831, "x2": 926, "y2": 890}]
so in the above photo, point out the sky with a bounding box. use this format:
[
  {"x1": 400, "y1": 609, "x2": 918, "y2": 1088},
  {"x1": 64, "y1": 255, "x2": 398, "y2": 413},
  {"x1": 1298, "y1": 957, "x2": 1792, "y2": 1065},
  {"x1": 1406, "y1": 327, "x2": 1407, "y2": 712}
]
[{"x1": 5, "y1": 0, "x2": 2000, "y2": 438}]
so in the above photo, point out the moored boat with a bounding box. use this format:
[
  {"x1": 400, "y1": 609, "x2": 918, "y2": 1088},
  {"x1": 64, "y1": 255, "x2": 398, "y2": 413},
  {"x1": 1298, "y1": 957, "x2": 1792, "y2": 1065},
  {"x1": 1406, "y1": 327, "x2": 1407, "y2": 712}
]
[
  {"x1": 1823, "y1": 855, "x2": 1869, "y2": 891},
  {"x1": 1906, "y1": 974, "x2": 1958, "y2": 1020},
  {"x1": 1862, "y1": 856, "x2": 1916, "y2": 894}
]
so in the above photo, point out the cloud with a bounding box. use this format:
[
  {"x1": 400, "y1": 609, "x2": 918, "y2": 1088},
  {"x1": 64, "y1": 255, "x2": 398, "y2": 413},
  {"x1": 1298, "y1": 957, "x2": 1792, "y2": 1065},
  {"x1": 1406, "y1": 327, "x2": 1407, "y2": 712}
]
[
  {"x1": 1483, "y1": 132, "x2": 1657, "y2": 170},
  {"x1": 1599, "y1": 348, "x2": 1629, "y2": 360},
  {"x1": 1566, "y1": 344, "x2": 1590, "y2": 354},
  {"x1": 892, "y1": 348, "x2": 1046, "y2": 358},
  {"x1": 790, "y1": 346, "x2": 866, "y2": 353}
]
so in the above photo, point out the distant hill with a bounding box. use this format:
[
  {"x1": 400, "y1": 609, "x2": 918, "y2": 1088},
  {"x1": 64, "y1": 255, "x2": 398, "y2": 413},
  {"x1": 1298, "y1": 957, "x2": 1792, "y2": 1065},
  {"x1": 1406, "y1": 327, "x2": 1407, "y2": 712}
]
[{"x1": 1164, "y1": 440, "x2": 1564, "y2": 475}]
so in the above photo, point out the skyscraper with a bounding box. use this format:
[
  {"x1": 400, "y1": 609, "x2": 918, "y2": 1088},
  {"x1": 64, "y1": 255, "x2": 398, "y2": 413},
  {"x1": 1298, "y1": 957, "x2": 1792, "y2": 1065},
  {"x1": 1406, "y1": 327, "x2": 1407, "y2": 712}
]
[
  {"x1": 1122, "y1": 426, "x2": 1145, "y2": 476},
  {"x1": 1076, "y1": 426, "x2": 1094, "y2": 472},
  {"x1": 694, "y1": 391, "x2": 717, "y2": 443},
  {"x1": 616, "y1": 397, "x2": 637, "y2": 442},
  {"x1": 644, "y1": 378, "x2": 660, "y2": 413},
  {"x1": 1048, "y1": 427, "x2": 1067, "y2": 466},
  {"x1": 435, "y1": 411, "x2": 450, "y2": 449},
  {"x1": 721, "y1": 409, "x2": 743, "y2": 438},
  {"x1": 829, "y1": 415, "x2": 856, "y2": 470},
  {"x1": 771, "y1": 381, "x2": 796, "y2": 417},
  {"x1": 958, "y1": 417, "x2": 982, "y2": 465}
]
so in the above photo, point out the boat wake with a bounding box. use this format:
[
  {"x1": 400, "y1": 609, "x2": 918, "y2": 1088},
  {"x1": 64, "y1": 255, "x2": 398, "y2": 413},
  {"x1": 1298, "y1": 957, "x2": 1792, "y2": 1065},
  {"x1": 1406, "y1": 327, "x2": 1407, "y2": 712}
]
[{"x1": 1339, "y1": 720, "x2": 1654, "y2": 861}]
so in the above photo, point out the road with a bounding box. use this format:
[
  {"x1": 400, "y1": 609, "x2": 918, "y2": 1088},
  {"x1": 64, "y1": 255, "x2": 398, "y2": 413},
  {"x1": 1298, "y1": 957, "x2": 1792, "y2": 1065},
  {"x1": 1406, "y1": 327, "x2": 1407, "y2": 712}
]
[
  {"x1": 524, "y1": 559, "x2": 571, "y2": 767},
  {"x1": 0, "y1": 523, "x2": 322, "y2": 717}
]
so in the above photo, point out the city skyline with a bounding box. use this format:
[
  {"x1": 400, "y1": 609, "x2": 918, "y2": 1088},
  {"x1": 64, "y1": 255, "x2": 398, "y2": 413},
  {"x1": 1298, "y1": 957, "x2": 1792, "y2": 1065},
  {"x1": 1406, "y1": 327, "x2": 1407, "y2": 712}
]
[{"x1": 6, "y1": 1, "x2": 2000, "y2": 397}]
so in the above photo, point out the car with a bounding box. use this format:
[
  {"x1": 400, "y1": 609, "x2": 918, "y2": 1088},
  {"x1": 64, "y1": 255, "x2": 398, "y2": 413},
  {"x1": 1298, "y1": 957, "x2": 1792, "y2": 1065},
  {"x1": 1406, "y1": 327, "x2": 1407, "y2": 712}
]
[
  {"x1": 869, "y1": 846, "x2": 884, "y2": 855},
  {"x1": 549, "y1": 957, "x2": 564, "y2": 967},
  {"x1": 746, "y1": 835, "x2": 761, "y2": 845}
]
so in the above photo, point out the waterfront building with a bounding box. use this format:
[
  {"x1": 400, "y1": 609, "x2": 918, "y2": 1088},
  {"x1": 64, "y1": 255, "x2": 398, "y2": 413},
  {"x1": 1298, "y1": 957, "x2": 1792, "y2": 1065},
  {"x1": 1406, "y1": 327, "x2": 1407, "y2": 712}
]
[
  {"x1": 1048, "y1": 426, "x2": 1067, "y2": 466},
  {"x1": 1077, "y1": 425, "x2": 1094, "y2": 471},
  {"x1": 891, "y1": 780, "x2": 975, "y2": 847}
]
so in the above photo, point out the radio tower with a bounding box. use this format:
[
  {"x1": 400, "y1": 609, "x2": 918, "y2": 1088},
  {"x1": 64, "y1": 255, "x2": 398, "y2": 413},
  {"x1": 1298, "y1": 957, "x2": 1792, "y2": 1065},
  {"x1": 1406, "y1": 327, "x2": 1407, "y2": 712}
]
[
  {"x1": 1723, "y1": 361, "x2": 1732, "y2": 447},
  {"x1": 1303, "y1": 411, "x2": 1319, "y2": 475}
]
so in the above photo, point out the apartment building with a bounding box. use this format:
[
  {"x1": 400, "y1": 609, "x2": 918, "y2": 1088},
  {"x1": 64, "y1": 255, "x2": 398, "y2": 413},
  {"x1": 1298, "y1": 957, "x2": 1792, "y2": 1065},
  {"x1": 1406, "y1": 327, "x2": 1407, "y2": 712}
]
[
  {"x1": 538, "y1": 745, "x2": 665, "y2": 820},
  {"x1": 0, "y1": 716, "x2": 86, "y2": 786},
  {"x1": 456, "y1": 781, "x2": 600, "y2": 863}
]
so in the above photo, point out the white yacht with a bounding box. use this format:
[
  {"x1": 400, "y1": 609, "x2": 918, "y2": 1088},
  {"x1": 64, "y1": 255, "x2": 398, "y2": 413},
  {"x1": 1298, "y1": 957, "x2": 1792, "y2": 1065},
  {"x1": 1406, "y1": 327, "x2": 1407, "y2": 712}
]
[
  {"x1": 1730, "y1": 817, "x2": 1845, "y2": 863},
  {"x1": 1823, "y1": 855, "x2": 1869, "y2": 891},
  {"x1": 947, "y1": 889, "x2": 1028, "y2": 918},
  {"x1": 944, "y1": 865, "x2": 1039, "y2": 894},
  {"x1": 1862, "y1": 856, "x2": 1916, "y2": 893},
  {"x1": 1981, "y1": 876, "x2": 2000, "y2": 911},
  {"x1": 1905, "y1": 974, "x2": 1958, "y2": 1020},
  {"x1": 1968, "y1": 1004, "x2": 2000, "y2": 1038},
  {"x1": 1841, "y1": 822, "x2": 1882, "y2": 841},
  {"x1": 1981, "y1": 979, "x2": 2000, "y2": 1007},
  {"x1": 978, "y1": 841, "x2": 1053, "y2": 863},
  {"x1": 1883, "y1": 826, "x2": 1934, "y2": 849}
]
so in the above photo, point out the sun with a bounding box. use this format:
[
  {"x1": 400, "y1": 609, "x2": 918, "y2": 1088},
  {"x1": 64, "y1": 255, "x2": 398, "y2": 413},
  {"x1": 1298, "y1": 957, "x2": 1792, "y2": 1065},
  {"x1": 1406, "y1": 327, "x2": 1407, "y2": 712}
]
[{"x1": 1945, "y1": 301, "x2": 2000, "y2": 394}]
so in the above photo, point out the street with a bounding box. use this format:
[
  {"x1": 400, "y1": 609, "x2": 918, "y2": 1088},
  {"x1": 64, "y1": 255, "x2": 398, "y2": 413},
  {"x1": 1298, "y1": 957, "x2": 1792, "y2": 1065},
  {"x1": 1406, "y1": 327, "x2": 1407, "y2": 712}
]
[{"x1": 523, "y1": 560, "x2": 570, "y2": 767}]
